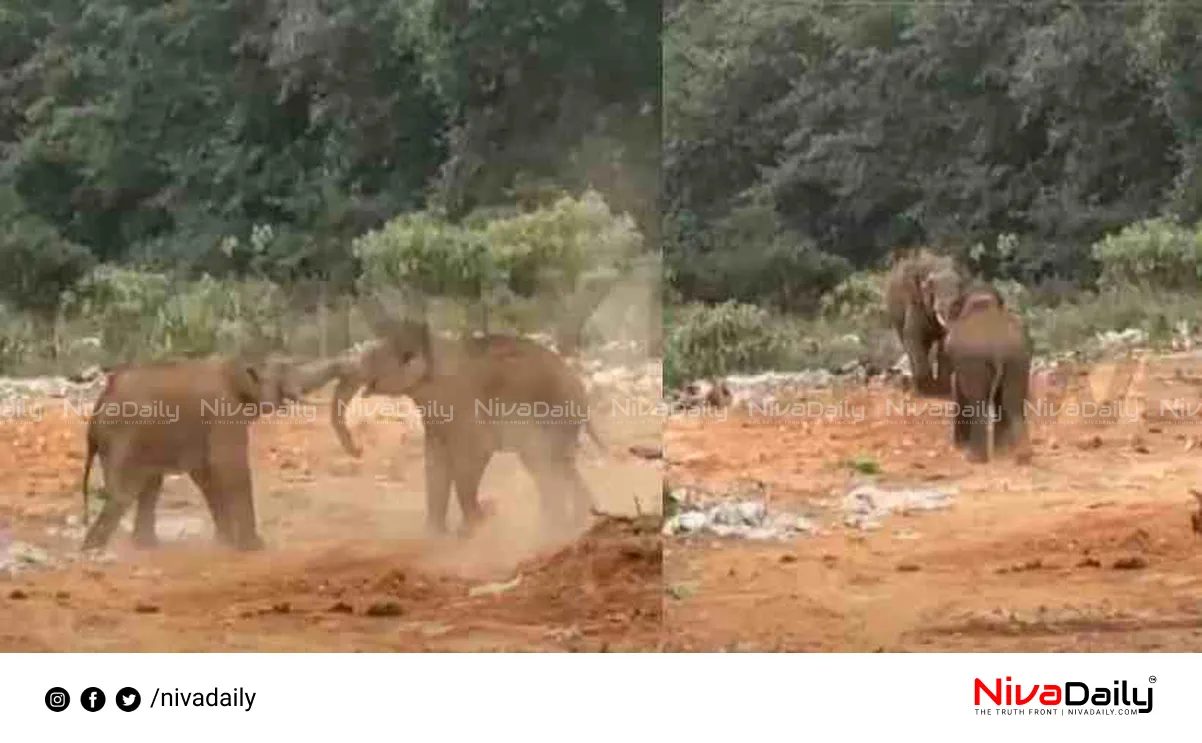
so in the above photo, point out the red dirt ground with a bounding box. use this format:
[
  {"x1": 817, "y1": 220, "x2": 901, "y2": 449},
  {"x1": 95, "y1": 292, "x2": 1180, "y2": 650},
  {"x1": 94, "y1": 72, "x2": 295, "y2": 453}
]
[
  {"x1": 0, "y1": 387, "x2": 663, "y2": 652},
  {"x1": 664, "y1": 353, "x2": 1202, "y2": 651}
]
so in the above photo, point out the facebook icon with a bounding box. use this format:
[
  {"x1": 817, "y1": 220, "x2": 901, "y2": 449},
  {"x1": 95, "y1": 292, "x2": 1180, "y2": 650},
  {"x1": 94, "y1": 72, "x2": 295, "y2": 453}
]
[{"x1": 81, "y1": 687, "x2": 106, "y2": 712}]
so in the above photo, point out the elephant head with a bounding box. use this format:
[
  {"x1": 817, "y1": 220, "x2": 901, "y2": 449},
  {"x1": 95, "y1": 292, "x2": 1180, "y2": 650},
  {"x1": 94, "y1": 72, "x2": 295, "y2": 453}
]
[
  {"x1": 225, "y1": 356, "x2": 309, "y2": 413},
  {"x1": 920, "y1": 267, "x2": 968, "y2": 331},
  {"x1": 356, "y1": 296, "x2": 434, "y2": 397}
]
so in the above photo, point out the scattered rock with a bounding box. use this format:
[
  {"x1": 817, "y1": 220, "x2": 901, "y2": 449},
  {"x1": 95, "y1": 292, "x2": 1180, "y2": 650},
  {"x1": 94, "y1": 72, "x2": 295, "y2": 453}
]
[
  {"x1": 897, "y1": 563, "x2": 921, "y2": 572},
  {"x1": 779, "y1": 554, "x2": 798, "y2": 564},
  {"x1": 1112, "y1": 556, "x2": 1149, "y2": 570},
  {"x1": 420, "y1": 623, "x2": 455, "y2": 638},
  {"x1": 364, "y1": 600, "x2": 404, "y2": 617},
  {"x1": 134, "y1": 603, "x2": 160, "y2": 614},
  {"x1": 628, "y1": 444, "x2": 663, "y2": 460},
  {"x1": 328, "y1": 601, "x2": 354, "y2": 614},
  {"x1": 665, "y1": 584, "x2": 694, "y2": 600},
  {"x1": 1077, "y1": 558, "x2": 1102, "y2": 568},
  {"x1": 271, "y1": 602, "x2": 291, "y2": 614},
  {"x1": 8, "y1": 589, "x2": 28, "y2": 600},
  {"x1": 467, "y1": 574, "x2": 523, "y2": 598},
  {"x1": 1120, "y1": 528, "x2": 1152, "y2": 552},
  {"x1": 1078, "y1": 435, "x2": 1104, "y2": 450},
  {"x1": 997, "y1": 558, "x2": 1045, "y2": 574}
]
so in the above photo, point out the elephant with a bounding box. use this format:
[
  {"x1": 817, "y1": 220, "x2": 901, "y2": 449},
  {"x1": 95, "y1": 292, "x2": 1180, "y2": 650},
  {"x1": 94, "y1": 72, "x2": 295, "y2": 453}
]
[
  {"x1": 328, "y1": 308, "x2": 605, "y2": 538},
  {"x1": 884, "y1": 249, "x2": 975, "y2": 397},
  {"x1": 79, "y1": 355, "x2": 321, "y2": 552},
  {"x1": 943, "y1": 287, "x2": 1031, "y2": 463}
]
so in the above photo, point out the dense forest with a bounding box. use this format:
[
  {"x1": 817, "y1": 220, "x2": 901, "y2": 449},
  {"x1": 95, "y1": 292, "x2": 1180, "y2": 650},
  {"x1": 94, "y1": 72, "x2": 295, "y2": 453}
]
[
  {"x1": 0, "y1": 0, "x2": 659, "y2": 369},
  {"x1": 664, "y1": 0, "x2": 1202, "y2": 314}
]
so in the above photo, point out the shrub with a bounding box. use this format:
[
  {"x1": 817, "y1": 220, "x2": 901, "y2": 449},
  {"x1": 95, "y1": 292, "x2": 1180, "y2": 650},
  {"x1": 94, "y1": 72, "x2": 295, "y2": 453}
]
[
  {"x1": 64, "y1": 267, "x2": 290, "y2": 362},
  {"x1": 1091, "y1": 217, "x2": 1202, "y2": 291},
  {"x1": 665, "y1": 301, "x2": 789, "y2": 389},
  {"x1": 0, "y1": 188, "x2": 95, "y2": 317},
  {"x1": 353, "y1": 189, "x2": 643, "y2": 310},
  {"x1": 819, "y1": 270, "x2": 888, "y2": 324}
]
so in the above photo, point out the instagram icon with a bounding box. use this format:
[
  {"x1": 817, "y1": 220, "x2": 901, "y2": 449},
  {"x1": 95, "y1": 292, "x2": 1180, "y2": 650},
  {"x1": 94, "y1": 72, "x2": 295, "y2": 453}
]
[{"x1": 45, "y1": 687, "x2": 70, "y2": 712}]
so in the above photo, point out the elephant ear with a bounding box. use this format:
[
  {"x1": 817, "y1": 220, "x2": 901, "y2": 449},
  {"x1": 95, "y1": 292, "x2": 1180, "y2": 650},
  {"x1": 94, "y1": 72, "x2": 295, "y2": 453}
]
[
  {"x1": 359, "y1": 294, "x2": 433, "y2": 368},
  {"x1": 227, "y1": 360, "x2": 265, "y2": 406}
]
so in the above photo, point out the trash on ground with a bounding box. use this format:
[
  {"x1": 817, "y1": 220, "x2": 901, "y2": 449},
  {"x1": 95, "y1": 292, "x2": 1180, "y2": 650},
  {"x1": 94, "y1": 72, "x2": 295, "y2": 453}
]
[{"x1": 842, "y1": 483, "x2": 956, "y2": 531}]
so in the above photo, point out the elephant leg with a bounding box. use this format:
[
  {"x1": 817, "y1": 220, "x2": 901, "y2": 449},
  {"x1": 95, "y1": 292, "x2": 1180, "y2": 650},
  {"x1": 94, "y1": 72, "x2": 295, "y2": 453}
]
[
  {"x1": 81, "y1": 464, "x2": 155, "y2": 551},
  {"x1": 131, "y1": 473, "x2": 166, "y2": 549},
  {"x1": 220, "y1": 464, "x2": 263, "y2": 551},
  {"x1": 223, "y1": 430, "x2": 263, "y2": 551},
  {"x1": 932, "y1": 340, "x2": 953, "y2": 397},
  {"x1": 995, "y1": 359, "x2": 1031, "y2": 455},
  {"x1": 188, "y1": 466, "x2": 235, "y2": 544},
  {"x1": 198, "y1": 431, "x2": 263, "y2": 551},
  {"x1": 952, "y1": 373, "x2": 971, "y2": 448},
  {"x1": 524, "y1": 433, "x2": 597, "y2": 533},
  {"x1": 520, "y1": 450, "x2": 573, "y2": 534},
  {"x1": 955, "y1": 360, "x2": 992, "y2": 462},
  {"x1": 903, "y1": 316, "x2": 937, "y2": 396},
  {"x1": 451, "y1": 448, "x2": 492, "y2": 538},
  {"x1": 423, "y1": 435, "x2": 453, "y2": 537},
  {"x1": 556, "y1": 429, "x2": 596, "y2": 526}
]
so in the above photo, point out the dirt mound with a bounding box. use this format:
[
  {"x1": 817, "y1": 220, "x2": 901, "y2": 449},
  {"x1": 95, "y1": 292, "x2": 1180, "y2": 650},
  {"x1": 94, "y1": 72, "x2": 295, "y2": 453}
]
[{"x1": 470, "y1": 515, "x2": 664, "y2": 650}]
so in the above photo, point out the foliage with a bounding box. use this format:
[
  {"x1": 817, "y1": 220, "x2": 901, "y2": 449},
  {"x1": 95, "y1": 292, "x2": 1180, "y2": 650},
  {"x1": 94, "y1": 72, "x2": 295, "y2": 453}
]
[
  {"x1": 353, "y1": 190, "x2": 642, "y2": 306},
  {"x1": 0, "y1": 210, "x2": 95, "y2": 318},
  {"x1": 0, "y1": 0, "x2": 654, "y2": 283},
  {"x1": 664, "y1": 301, "x2": 789, "y2": 389},
  {"x1": 64, "y1": 267, "x2": 290, "y2": 362},
  {"x1": 1091, "y1": 217, "x2": 1202, "y2": 291},
  {"x1": 665, "y1": 0, "x2": 1202, "y2": 308},
  {"x1": 820, "y1": 271, "x2": 888, "y2": 325}
]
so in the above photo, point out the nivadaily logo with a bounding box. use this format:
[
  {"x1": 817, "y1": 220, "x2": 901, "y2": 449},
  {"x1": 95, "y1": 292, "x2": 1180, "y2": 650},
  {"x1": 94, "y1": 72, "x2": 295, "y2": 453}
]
[{"x1": 974, "y1": 676, "x2": 1154, "y2": 716}]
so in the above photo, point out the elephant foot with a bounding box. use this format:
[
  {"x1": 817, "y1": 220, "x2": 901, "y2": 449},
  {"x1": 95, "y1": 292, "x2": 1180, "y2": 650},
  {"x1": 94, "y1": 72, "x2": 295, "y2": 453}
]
[
  {"x1": 424, "y1": 520, "x2": 451, "y2": 541},
  {"x1": 80, "y1": 521, "x2": 118, "y2": 553},
  {"x1": 964, "y1": 449, "x2": 989, "y2": 464},
  {"x1": 131, "y1": 531, "x2": 160, "y2": 550},
  {"x1": 455, "y1": 522, "x2": 481, "y2": 540},
  {"x1": 223, "y1": 530, "x2": 265, "y2": 551}
]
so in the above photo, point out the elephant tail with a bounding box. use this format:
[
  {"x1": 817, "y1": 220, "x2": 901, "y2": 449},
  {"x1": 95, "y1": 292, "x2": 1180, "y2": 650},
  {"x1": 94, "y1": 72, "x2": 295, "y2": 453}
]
[
  {"x1": 987, "y1": 361, "x2": 1005, "y2": 457},
  {"x1": 81, "y1": 425, "x2": 97, "y2": 528},
  {"x1": 583, "y1": 417, "x2": 607, "y2": 456},
  {"x1": 330, "y1": 368, "x2": 365, "y2": 458},
  {"x1": 81, "y1": 372, "x2": 117, "y2": 528}
]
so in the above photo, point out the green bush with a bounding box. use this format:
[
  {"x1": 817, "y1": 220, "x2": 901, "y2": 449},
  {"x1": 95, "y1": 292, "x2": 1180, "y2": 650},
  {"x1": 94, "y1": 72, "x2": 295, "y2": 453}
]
[
  {"x1": 1022, "y1": 287, "x2": 1202, "y2": 357},
  {"x1": 1091, "y1": 217, "x2": 1202, "y2": 291},
  {"x1": 480, "y1": 189, "x2": 643, "y2": 295},
  {"x1": 0, "y1": 188, "x2": 95, "y2": 316},
  {"x1": 64, "y1": 267, "x2": 290, "y2": 362},
  {"x1": 353, "y1": 189, "x2": 642, "y2": 308},
  {"x1": 665, "y1": 301, "x2": 789, "y2": 389},
  {"x1": 819, "y1": 270, "x2": 888, "y2": 324}
]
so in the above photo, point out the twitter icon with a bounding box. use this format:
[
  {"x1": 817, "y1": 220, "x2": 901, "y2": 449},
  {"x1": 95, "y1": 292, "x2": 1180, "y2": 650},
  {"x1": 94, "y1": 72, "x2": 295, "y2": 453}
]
[{"x1": 116, "y1": 687, "x2": 141, "y2": 712}]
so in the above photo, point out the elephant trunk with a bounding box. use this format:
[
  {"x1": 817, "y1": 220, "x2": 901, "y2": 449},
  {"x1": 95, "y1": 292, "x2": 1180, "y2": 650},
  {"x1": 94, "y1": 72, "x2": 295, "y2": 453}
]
[{"x1": 323, "y1": 352, "x2": 367, "y2": 458}]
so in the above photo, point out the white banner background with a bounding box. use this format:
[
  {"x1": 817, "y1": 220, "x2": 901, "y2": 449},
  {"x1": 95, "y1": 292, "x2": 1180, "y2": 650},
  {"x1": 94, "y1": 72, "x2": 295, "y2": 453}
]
[{"x1": 0, "y1": 653, "x2": 1188, "y2": 741}]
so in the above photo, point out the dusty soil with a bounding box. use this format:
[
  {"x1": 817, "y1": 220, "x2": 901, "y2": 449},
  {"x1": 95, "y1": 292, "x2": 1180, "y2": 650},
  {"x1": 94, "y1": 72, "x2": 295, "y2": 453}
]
[
  {"x1": 0, "y1": 385, "x2": 663, "y2": 652},
  {"x1": 664, "y1": 353, "x2": 1202, "y2": 651}
]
